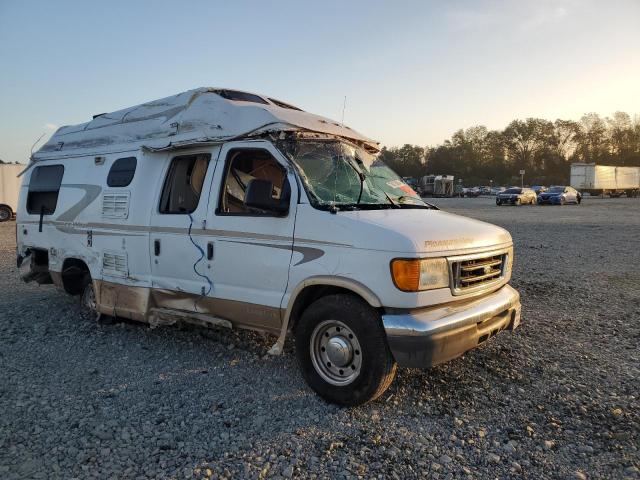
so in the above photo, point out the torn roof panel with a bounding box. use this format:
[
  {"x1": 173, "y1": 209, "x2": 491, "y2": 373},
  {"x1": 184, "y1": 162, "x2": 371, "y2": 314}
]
[{"x1": 35, "y1": 88, "x2": 379, "y2": 159}]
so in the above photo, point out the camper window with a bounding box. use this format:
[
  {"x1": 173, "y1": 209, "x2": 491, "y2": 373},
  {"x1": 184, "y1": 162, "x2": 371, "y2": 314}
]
[
  {"x1": 107, "y1": 157, "x2": 137, "y2": 187},
  {"x1": 159, "y1": 154, "x2": 211, "y2": 214},
  {"x1": 27, "y1": 165, "x2": 64, "y2": 215},
  {"x1": 218, "y1": 149, "x2": 286, "y2": 215}
]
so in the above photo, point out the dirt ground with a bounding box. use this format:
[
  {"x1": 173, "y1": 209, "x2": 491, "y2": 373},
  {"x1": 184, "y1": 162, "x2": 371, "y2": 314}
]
[{"x1": 1, "y1": 196, "x2": 638, "y2": 479}]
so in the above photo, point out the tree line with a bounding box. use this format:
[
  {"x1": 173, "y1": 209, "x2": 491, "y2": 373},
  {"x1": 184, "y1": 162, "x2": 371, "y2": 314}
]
[{"x1": 380, "y1": 112, "x2": 640, "y2": 186}]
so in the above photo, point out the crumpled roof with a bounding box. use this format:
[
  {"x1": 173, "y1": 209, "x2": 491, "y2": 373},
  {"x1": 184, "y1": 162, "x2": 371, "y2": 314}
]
[{"x1": 35, "y1": 88, "x2": 379, "y2": 159}]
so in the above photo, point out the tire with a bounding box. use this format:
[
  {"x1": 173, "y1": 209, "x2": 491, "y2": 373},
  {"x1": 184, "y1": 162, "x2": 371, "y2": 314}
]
[
  {"x1": 80, "y1": 273, "x2": 97, "y2": 314},
  {"x1": 559, "y1": 197, "x2": 565, "y2": 206},
  {"x1": 0, "y1": 205, "x2": 12, "y2": 222},
  {"x1": 515, "y1": 198, "x2": 521, "y2": 206},
  {"x1": 295, "y1": 294, "x2": 397, "y2": 406},
  {"x1": 496, "y1": 200, "x2": 501, "y2": 206}
]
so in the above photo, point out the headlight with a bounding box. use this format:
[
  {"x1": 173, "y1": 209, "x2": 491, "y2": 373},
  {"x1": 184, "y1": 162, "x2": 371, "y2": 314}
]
[{"x1": 390, "y1": 258, "x2": 449, "y2": 292}]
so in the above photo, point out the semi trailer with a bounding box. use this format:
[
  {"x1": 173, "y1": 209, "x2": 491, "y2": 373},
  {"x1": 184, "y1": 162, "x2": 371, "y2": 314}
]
[
  {"x1": 570, "y1": 163, "x2": 640, "y2": 197},
  {"x1": 0, "y1": 163, "x2": 23, "y2": 221}
]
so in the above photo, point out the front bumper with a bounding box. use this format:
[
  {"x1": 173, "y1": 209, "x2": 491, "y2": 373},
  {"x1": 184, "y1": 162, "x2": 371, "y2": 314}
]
[{"x1": 382, "y1": 284, "x2": 521, "y2": 368}]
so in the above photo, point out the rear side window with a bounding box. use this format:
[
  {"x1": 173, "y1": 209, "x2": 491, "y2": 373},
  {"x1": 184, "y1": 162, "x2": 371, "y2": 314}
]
[
  {"x1": 107, "y1": 157, "x2": 137, "y2": 187},
  {"x1": 159, "y1": 154, "x2": 211, "y2": 214},
  {"x1": 27, "y1": 165, "x2": 64, "y2": 214}
]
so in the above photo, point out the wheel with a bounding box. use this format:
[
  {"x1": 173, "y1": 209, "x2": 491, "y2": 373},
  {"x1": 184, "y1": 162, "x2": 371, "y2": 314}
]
[
  {"x1": 295, "y1": 294, "x2": 397, "y2": 406},
  {"x1": 559, "y1": 197, "x2": 565, "y2": 206},
  {"x1": 496, "y1": 200, "x2": 501, "y2": 206},
  {"x1": 0, "y1": 205, "x2": 12, "y2": 222},
  {"x1": 80, "y1": 273, "x2": 97, "y2": 314},
  {"x1": 515, "y1": 198, "x2": 521, "y2": 206}
]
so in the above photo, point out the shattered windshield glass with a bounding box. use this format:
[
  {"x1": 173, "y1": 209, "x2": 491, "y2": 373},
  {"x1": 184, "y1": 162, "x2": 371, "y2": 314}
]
[{"x1": 277, "y1": 139, "x2": 428, "y2": 210}]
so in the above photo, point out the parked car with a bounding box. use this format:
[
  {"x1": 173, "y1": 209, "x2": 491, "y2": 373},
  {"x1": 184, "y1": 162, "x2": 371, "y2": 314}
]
[
  {"x1": 496, "y1": 187, "x2": 537, "y2": 206},
  {"x1": 531, "y1": 185, "x2": 547, "y2": 195},
  {"x1": 479, "y1": 186, "x2": 491, "y2": 195},
  {"x1": 16, "y1": 87, "x2": 522, "y2": 406},
  {"x1": 490, "y1": 186, "x2": 506, "y2": 195},
  {"x1": 537, "y1": 185, "x2": 581, "y2": 205},
  {"x1": 462, "y1": 187, "x2": 481, "y2": 197}
]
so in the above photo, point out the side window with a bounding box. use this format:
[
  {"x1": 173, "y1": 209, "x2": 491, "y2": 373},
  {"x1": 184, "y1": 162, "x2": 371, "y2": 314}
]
[
  {"x1": 159, "y1": 153, "x2": 211, "y2": 214},
  {"x1": 218, "y1": 149, "x2": 287, "y2": 215},
  {"x1": 27, "y1": 165, "x2": 64, "y2": 215},
  {"x1": 107, "y1": 157, "x2": 137, "y2": 187}
]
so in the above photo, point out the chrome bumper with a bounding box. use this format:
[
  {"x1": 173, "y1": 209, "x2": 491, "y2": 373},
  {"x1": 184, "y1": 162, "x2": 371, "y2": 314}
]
[{"x1": 382, "y1": 284, "x2": 521, "y2": 368}]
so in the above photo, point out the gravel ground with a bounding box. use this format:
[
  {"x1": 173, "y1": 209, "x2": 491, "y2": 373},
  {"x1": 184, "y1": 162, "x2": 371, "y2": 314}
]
[{"x1": 1, "y1": 196, "x2": 638, "y2": 479}]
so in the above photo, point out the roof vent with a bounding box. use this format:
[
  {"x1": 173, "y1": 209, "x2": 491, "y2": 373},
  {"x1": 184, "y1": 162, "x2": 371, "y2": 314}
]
[{"x1": 213, "y1": 89, "x2": 268, "y2": 105}]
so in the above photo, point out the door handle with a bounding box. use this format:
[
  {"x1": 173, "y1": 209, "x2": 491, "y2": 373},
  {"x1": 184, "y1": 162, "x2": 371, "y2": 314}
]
[
  {"x1": 207, "y1": 242, "x2": 214, "y2": 260},
  {"x1": 154, "y1": 239, "x2": 161, "y2": 256}
]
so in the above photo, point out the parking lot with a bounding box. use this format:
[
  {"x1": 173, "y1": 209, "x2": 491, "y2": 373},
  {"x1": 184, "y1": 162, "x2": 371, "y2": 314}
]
[{"x1": 1, "y1": 196, "x2": 638, "y2": 479}]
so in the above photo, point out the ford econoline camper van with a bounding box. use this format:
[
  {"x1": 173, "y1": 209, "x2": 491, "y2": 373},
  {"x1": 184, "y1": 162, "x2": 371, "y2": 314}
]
[{"x1": 16, "y1": 88, "x2": 521, "y2": 405}]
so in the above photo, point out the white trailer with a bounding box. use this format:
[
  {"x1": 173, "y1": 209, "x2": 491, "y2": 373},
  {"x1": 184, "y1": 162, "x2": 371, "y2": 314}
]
[
  {"x1": 0, "y1": 164, "x2": 24, "y2": 221},
  {"x1": 570, "y1": 163, "x2": 640, "y2": 197},
  {"x1": 418, "y1": 174, "x2": 455, "y2": 197}
]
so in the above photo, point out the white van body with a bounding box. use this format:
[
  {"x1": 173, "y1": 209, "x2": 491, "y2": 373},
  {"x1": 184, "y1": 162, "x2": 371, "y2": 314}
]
[
  {"x1": 16, "y1": 88, "x2": 521, "y2": 405},
  {"x1": 0, "y1": 163, "x2": 23, "y2": 221}
]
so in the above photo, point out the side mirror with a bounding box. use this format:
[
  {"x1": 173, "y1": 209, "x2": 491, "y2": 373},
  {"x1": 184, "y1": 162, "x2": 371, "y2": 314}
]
[{"x1": 244, "y1": 179, "x2": 290, "y2": 215}]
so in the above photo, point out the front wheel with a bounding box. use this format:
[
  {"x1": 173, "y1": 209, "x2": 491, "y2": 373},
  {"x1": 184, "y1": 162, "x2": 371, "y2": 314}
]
[{"x1": 295, "y1": 294, "x2": 397, "y2": 406}]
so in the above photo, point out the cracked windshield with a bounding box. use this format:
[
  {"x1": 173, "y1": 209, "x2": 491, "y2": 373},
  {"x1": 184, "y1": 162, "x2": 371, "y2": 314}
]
[{"x1": 279, "y1": 140, "x2": 426, "y2": 209}]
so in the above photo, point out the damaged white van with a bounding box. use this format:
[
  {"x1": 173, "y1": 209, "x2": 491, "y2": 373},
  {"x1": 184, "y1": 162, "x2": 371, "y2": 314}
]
[{"x1": 17, "y1": 88, "x2": 521, "y2": 405}]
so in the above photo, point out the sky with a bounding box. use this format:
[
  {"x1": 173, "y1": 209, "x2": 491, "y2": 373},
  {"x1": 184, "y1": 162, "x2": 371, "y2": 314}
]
[{"x1": 0, "y1": 0, "x2": 639, "y2": 164}]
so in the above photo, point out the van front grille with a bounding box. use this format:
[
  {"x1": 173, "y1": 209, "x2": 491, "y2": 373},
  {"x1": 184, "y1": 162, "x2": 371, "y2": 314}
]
[{"x1": 451, "y1": 253, "x2": 506, "y2": 293}]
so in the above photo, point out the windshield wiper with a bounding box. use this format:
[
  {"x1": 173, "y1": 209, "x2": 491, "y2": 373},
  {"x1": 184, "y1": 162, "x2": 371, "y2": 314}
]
[
  {"x1": 383, "y1": 191, "x2": 401, "y2": 208},
  {"x1": 395, "y1": 195, "x2": 439, "y2": 210}
]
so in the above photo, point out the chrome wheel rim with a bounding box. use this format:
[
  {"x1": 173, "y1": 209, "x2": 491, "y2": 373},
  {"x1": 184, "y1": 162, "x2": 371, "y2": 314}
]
[{"x1": 310, "y1": 320, "x2": 362, "y2": 386}]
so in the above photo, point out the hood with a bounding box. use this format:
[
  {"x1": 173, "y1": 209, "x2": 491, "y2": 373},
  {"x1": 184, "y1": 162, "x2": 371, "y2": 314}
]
[{"x1": 323, "y1": 209, "x2": 513, "y2": 255}]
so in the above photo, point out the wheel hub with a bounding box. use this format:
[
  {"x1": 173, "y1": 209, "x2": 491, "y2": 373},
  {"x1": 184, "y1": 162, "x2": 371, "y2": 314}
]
[
  {"x1": 325, "y1": 336, "x2": 352, "y2": 367},
  {"x1": 310, "y1": 320, "x2": 362, "y2": 386}
]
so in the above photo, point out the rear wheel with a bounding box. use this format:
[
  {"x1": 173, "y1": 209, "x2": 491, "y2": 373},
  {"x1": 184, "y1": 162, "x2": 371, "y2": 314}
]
[
  {"x1": 295, "y1": 294, "x2": 397, "y2": 406},
  {"x1": 0, "y1": 206, "x2": 12, "y2": 222},
  {"x1": 80, "y1": 273, "x2": 97, "y2": 314}
]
